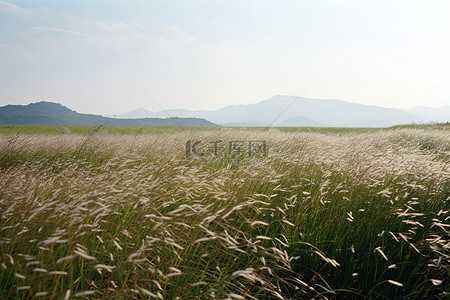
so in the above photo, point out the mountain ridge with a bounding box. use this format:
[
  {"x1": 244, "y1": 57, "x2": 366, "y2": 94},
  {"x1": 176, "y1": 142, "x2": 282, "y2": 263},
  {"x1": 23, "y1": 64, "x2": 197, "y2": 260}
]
[{"x1": 118, "y1": 95, "x2": 446, "y2": 127}]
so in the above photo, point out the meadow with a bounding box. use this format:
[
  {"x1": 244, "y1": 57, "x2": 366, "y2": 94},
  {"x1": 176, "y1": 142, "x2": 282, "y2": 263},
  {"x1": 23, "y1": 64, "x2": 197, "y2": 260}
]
[{"x1": 0, "y1": 125, "x2": 449, "y2": 299}]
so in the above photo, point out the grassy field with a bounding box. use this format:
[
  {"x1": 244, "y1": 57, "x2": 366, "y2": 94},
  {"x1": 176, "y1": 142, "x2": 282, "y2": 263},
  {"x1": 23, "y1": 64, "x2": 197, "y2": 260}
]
[
  {"x1": 0, "y1": 126, "x2": 449, "y2": 299},
  {"x1": 1, "y1": 123, "x2": 448, "y2": 136}
]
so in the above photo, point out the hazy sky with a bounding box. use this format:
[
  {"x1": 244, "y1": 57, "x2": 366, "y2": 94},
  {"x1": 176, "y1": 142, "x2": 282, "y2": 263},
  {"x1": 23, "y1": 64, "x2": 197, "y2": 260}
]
[{"x1": 1, "y1": 0, "x2": 449, "y2": 115}]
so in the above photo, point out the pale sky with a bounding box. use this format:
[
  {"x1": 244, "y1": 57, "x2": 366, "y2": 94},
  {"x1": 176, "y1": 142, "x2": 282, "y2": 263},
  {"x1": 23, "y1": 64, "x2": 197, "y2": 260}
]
[{"x1": 1, "y1": 0, "x2": 449, "y2": 115}]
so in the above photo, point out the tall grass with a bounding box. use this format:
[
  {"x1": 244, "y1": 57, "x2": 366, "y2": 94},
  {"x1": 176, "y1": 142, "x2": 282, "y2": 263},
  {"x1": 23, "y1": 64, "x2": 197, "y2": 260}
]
[{"x1": 0, "y1": 127, "x2": 449, "y2": 299}]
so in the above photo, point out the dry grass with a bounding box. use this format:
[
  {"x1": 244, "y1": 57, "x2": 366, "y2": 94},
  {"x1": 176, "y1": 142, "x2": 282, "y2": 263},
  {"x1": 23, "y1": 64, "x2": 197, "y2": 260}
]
[{"x1": 0, "y1": 127, "x2": 449, "y2": 299}]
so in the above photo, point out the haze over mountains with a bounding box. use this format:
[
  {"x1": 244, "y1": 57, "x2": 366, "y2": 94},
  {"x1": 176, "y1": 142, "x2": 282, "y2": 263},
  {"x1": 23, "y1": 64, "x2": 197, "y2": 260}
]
[
  {"x1": 1, "y1": 96, "x2": 448, "y2": 128},
  {"x1": 119, "y1": 95, "x2": 449, "y2": 127}
]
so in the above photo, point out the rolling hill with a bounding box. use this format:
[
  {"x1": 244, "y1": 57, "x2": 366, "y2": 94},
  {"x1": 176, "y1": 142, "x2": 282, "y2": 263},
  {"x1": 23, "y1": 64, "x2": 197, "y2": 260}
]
[{"x1": 0, "y1": 102, "x2": 217, "y2": 127}]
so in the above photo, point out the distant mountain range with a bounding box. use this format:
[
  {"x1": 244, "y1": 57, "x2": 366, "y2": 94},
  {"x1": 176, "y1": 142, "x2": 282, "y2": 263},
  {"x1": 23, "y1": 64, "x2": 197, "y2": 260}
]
[
  {"x1": 1, "y1": 97, "x2": 448, "y2": 128},
  {"x1": 0, "y1": 102, "x2": 217, "y2": 127},
  {"x1": 119, "y1": 95, "x2": 449, "y2": 127}
]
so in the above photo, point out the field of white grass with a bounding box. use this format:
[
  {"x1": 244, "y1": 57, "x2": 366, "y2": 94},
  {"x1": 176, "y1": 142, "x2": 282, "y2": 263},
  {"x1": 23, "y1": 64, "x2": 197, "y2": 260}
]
[{"x1": 0, "y1": 127, "x2": 449, "y2": 299}]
